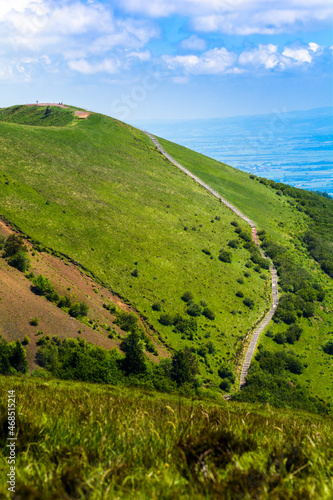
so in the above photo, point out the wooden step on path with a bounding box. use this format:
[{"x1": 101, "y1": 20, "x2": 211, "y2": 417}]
[{"x1": 144, "y1": 132, "x2": 279, "y2": 391}]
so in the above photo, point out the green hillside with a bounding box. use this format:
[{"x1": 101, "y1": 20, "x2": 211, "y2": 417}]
[
  {"x1": 0, "y1": 104, "x2": 332, "y2": 405},
  {"x1": 0, "y1": 376, "x2": 332, "y2": 500},
  {"x1": 157, "y1": 137, "x2": 333, "y2": 402},
  {"x1": 0, "y1": 105, "x2": 77, "y2": 127},
  {"x1": 0, "y1": 105, "x2": 271, "y2": 387}
]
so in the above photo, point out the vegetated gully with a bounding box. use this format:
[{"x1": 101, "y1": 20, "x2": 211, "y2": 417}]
[{"x1": 145, "y1": 132, "x2": 279, "y2": 389}]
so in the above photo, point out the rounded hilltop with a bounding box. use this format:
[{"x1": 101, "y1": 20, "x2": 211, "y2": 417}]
[{"x1": 0, "y1": 103, "x2": 90, "y2": 126}]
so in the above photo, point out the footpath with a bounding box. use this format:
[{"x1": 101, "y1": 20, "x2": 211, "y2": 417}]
[{"x1": 145, "y1": 132, "x2": 279, "y2": 388}]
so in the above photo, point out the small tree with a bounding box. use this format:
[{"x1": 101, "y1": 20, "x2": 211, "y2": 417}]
[
  {"x1": 0, "y1": 336, "x2": 11, "y2": 374},
  {"x1": 171, "y1": 347, "x2": 198, "y2": 386},
  {"x1": 8, "y1": 340, "x2": 28, "y2": 373},
  {"x1": 8, "y1": 251, "x2": 30, "y2": 272},
  {"x1": 3, "y1": 234, "x2": 26, "y2": 257},
  {"x1": 121, "y1": 330, "x2": 146, "y2": 375},
  {"x1": 69, "y1": 302, "x2": 89, "y2": 318}
]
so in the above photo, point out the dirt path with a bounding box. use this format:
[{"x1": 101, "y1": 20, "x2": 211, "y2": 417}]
[{"x1": 145, "y1": 132, "x2": 279, "y2": 389}]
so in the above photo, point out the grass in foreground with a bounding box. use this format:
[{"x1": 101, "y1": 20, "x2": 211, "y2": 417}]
[{"x1": 0, "y1": 376, "x2": 332, "y2": 499}]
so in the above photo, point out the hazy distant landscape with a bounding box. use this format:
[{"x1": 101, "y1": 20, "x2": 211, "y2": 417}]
[{"x1": 135, "y1": 107, "x2": 333, "y2": 196}]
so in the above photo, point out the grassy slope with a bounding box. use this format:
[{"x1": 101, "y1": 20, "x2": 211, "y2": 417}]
[
  {"x1": 157, "y1": 137, "x2": 333, "y2": 401},
  {"x1": 0, "y1": 376, "x2": 332, "y2": 500},
  {"x1": 0, "y1": 106, "x2": 270, "y2": 385},
  {"x1": 0, "y1": 105, "x2": 76, "y2": 127}
]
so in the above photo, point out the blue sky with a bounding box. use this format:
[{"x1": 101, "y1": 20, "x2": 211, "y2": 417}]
[{"x1": 0, "y1": 0, "x2": 332, "y2": 120}]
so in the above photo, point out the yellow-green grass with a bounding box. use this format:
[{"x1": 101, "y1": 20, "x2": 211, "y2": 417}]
[
  {"x1": 0, "y1": 107, "x2": 270, "y2": 385},
  {"x1": 0, "y1": 376, "x2": 332, "y2": 499}
]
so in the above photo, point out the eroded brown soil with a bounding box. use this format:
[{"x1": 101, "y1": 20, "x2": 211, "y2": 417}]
[{"x1": 0, "y1": 220, "x2": 167, "y2": 370}]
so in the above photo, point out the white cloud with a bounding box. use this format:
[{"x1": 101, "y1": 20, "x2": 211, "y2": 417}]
[
  {"x1": 119, "y1": 0, "x2": 332, "y2": 35},
  {"x1": 282, "y1": 46, "x2": 312, "y2": 63},
  {"x1": 239, "y1": 42, "x2": 324, "y2": 69},
  {"x1": 181, "y1": 35, "x2": 206, "y2": 51},
  {"x1": 239, "y1": 44, "x2": 279, "y2": 68},
  {"x1": 193, "y1": 7, "x2": 332, "y2": 35},
  {"x1": 308, "y1": 42, "x2": 321, "y2": 53},
  {"x1": 68, "y1": 58, "x2": 120, "y2": 74},
  {"x1": 0, "y1": 1, "x2": 158, "y2": 80},
  {"x1": 164, "y1": 47, "x2": 236, "y2": 74},
  {"x1": 163, "y1": 41, "x2": 326, "y2": 76}
]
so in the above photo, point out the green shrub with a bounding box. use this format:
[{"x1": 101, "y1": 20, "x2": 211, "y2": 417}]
[
  {"x1": 228, "y1": 239, "x2": 239, "y2": 248},
  {"x1": 187, "y1": 303, "x2": 203, "y2": 317},
  {"x1": 219, "y1": 379, "x2": 231, "y2": 391},
  {"x1": 32, "y1": 275, "x2": 57, "y2": 301},
  {"x1": 219, "y1": 250, "x2": 232, "y2": 263},
  {"x1": 158, "y1": 314, "x2": 173, "y2": 326},
  {"x1": 323, "y1": 340, "x2": 333, "y2": 355},
  {"x1": 243, "y1": 297, "x2": 254, "y2": 309},
  {"x1": 37, "y1": 335, "x2": 51, "y2": 346},
  {"x1": 3, "y1": 234, "x2": 27, "y2": 257},
  {"x1": 131, "y1": 268, "x2": 139, "y2": 277},
  {"x1": 218, "y1": 364, "x2": 235, "y2": 383},
  {"x1": 152, "y1": 302, "x2": 161, "y2": 311},
  {"x1": 203, "y1": 307, "x2": 215, "y2": 320},
  {"x1": 202, "y1": 248, "x2": 211, "y2": 255},
  {"x1": 58, "y1": 295, "x2": 72, "y2": 308},
  {"x1": 121, "y1": 330, "x2": 147, "y2": 375},
  {"x1": 181, "y1": 291, "x2": 193, "y2": 303},
  {"x1": 236, "y1": 291, "x2": 244, "y2": 298},
  {"x1": 285, "y1": 325, "x2": 303, "y2": 344},
  {"x1": 22, "y1": 335, "x2": 30, "y2": 345},
  {"x1": 171, "y1": 347, "x2": 198, "y2": 386},
  {"x1": 273, "y1": 332, "x2": 286, "y2": 344},
  {"x1": 8, "y1": 251, "x2": 30, "y2": 272},
  {"x1": 8, "y1": 339, "x2": 28, "y2": 373},
  {"x1": 239, "y1": 231, "x2": 251, "y2": 242},
  {"x1": 173, "y1": 315, "x2": 197, "y2": 334},
  {"x1": 116, "y1": 312, "x2": 138, "y2": 332},
  {"x1": 30, "y1": 317, "x2": 39, "y2": 326},
  {"x1": 206, "y1": 341, "x2": 216, "y2": 354},
  {"x1": 69, "y1": 302, "x2": 89, "y2": 318}
]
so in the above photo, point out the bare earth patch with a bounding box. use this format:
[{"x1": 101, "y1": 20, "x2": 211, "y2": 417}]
[{"x1": 0, "y1": 220, "x2": 167, "y2": 371}]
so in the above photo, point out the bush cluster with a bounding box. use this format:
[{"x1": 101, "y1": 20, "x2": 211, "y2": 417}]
[
  {"x1": 0, "y1": 336, "x2": 28, "y2": 374},
  {"x1": 218, "y1": 364, "x2": 235, "y2": 391},
  {"x1": 2, "y1": 234, "x2": 30, "y2": 272},
  {"x1": 35, "y1": 335, "x2": 199, "y2": 393},
  {"x1": 30, "y1": 274, "x2": 89, "y2": 319},
  {"x1": 273, "y1": 325, "x2": 303, "y2": 345}
]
